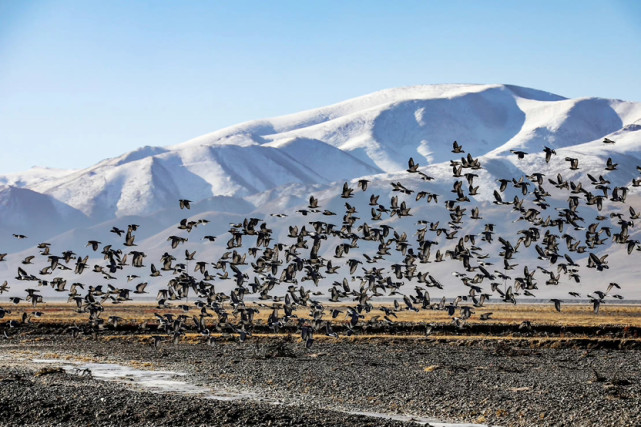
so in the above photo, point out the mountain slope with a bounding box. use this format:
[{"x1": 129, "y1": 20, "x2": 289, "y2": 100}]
[
  {"x1": 1, "y1": 84, "x2": 641, "y2": 301},
  {"x1": 3, "y1": 84, "x2": 640, "y2": 221},
  {"x1": 0, "y1": 185, "x2": 89, "y2": 252}
]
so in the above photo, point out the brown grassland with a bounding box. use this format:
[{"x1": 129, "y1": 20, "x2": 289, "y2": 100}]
[{"x1": 6, "y1": 301, "x2": 641, "y2": 329}]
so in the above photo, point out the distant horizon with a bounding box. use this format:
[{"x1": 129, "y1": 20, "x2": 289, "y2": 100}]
[{"x1": 1, "y1": 1, "x2": 640, "y2": 174}]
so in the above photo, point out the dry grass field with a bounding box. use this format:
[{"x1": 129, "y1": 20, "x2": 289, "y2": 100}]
[{"x1": 5, "y1": 301, "x2": 641, "y2": 329}]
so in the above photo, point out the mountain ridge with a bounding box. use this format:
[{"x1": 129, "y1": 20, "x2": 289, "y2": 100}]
[
  {"x1": 4, "y1": 83, "x2": 639, "y2": 222},
  {"x1": 1, "y1": 83, "x2": 641, "y2": 300}
]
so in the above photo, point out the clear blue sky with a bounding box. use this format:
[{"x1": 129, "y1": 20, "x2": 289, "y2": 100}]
[{"x1": 1, "y1": 0, "x2": 640, "y2": 174}]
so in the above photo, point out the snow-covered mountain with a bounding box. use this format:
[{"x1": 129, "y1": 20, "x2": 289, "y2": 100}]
[
  {"x1": 0, "y1": 185, "x2": 89, "y2": 252},
  {"x1": 2, "y1": 83, "x2": 641, "y2": 299},
  {"x1": 5, "y1": 83, "x2": 640, "y2": 221}
]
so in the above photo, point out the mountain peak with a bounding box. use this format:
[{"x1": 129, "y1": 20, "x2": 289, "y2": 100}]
[{"x1": 1, "y1": 83, "x2": 640, "y2": 220}]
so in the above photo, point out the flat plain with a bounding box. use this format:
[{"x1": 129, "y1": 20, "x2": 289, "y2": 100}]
[{"x1": 1, "y1": 302, "x2": 641, "y2": 426}]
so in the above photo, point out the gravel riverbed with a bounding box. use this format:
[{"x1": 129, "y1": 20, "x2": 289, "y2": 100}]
[{"x1": 1, "y1": 335, "x2": 640, "y2": 426}]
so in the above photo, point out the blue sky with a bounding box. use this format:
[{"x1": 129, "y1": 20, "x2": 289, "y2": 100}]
[{"x1": 1, "y1": 1, "x2": 640, "y2": 173}]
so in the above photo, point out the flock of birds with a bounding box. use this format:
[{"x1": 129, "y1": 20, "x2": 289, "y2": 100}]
[{"x1": 0, "y1": 138, "x2": 640, "y2": 347}]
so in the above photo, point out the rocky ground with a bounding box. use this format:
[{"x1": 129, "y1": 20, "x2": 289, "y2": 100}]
[{"x1": 1, "y1": 334, "x2": 640, "y2": 426}]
